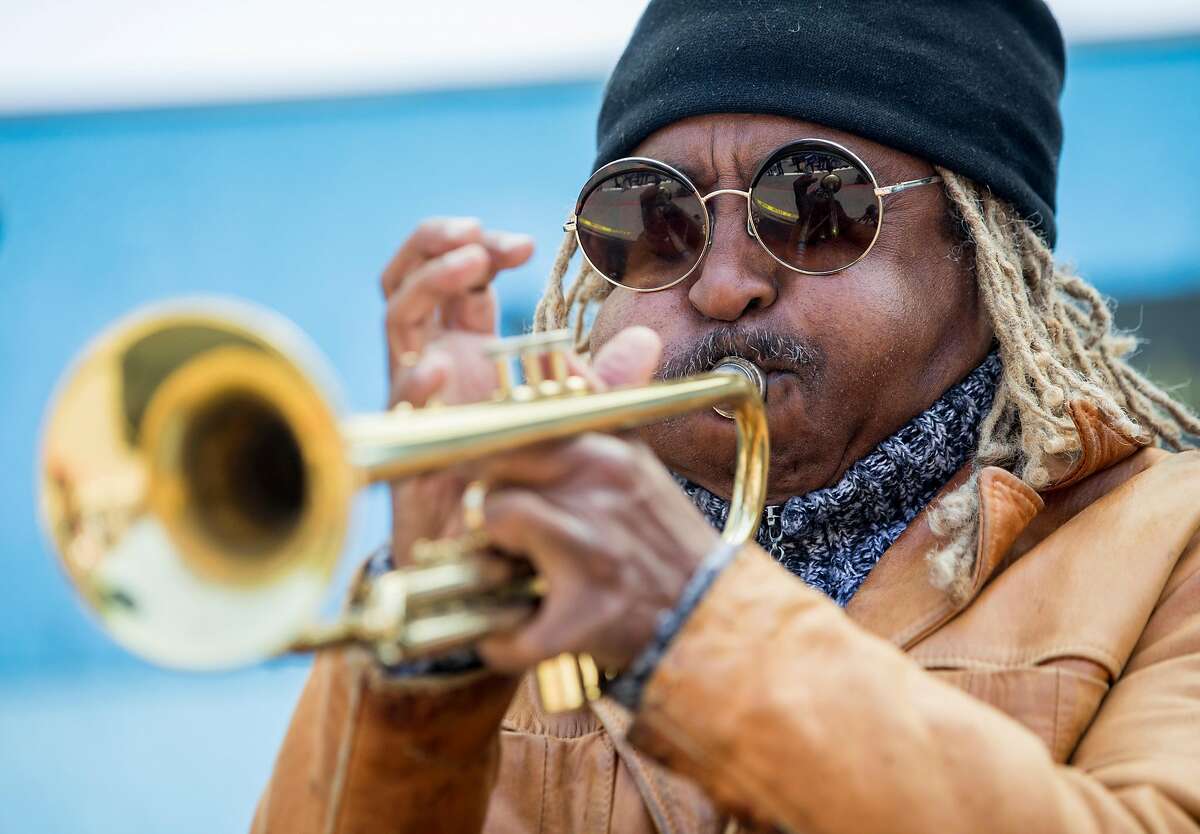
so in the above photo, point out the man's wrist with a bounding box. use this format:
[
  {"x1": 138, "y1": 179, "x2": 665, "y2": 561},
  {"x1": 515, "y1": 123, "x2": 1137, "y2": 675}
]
[{"x1": 607, "y1": 539, "x2": 742, "y2": 710}]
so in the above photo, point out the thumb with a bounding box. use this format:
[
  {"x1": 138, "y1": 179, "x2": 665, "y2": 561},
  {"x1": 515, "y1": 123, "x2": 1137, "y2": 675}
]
[{"x1": 590, "y1": 326, "x2": 663, "y2": 388}]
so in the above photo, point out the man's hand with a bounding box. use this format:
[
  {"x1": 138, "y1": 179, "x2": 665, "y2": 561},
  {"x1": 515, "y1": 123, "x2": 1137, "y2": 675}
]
[
  {"x1": 381, "y1": 217, "x2": 719, "y2": 673},
  {"x1": 381, "y1": 216, "x2": 535, "y2": 557},
  {"x1": 470, "y1": 330, "x2": 723, "y2": 674}
]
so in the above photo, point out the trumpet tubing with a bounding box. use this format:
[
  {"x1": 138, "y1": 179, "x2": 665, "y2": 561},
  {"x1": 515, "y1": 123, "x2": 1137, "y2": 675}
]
[{"x1": 39, "y1": 297, "x2": 769, "y2": 706}]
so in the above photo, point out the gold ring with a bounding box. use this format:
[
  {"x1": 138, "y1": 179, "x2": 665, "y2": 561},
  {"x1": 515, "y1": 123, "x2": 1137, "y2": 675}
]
[
  {"x1": 461, "y1": 480, "x2": 489, "y2": 534},
  {"x1": 398, "y1": 351, "x2": 421, "y2": 369}
]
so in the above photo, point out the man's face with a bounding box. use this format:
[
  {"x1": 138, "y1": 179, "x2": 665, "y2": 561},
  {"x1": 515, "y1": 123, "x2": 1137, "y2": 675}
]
[{"x1": 589, "y1": 114, "x2": 994, "y2": 503}]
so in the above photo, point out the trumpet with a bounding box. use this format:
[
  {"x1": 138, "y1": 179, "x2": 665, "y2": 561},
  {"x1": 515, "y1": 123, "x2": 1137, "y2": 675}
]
[{"x1": 39, "y1": 297, "x2": 768, "y2": 711}]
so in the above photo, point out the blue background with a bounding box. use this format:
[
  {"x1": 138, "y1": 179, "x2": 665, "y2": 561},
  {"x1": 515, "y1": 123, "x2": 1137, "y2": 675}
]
[{"x1": 1, "y1": 37, "x2": 1197, "y2": 833}]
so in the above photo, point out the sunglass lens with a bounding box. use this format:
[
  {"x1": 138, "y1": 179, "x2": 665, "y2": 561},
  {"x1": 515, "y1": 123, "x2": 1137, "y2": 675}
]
[
  {"x1": 576, "y1": 166, "x2": 706, "y2": 290},
  {"x1": 750, "y1": 147, "x2": 880, "y2": 273}
]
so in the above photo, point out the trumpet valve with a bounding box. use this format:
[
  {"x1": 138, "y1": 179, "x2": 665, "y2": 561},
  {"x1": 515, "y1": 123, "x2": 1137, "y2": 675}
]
[{"x1": 485, "y1": 329, "x2": 584, "y2": 401}]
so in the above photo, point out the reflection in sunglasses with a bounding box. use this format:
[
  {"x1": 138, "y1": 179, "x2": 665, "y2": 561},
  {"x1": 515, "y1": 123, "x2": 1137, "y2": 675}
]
[
  {"x1": 601, "y1": 170, "x2": 671, "y2": 191},
  {"x1": 752, "y1": 195, "x2": 799, "y2": 221},
  {"x1": 569, "y1": 140, "x2": 935, "y2": 285},
  {"x1": 577, "y1": 215, "x2": 640, "y2": 241}
]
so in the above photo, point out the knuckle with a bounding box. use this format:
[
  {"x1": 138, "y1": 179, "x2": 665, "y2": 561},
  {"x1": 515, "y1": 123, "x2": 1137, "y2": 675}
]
[
  {"x1": 384, "y1": 290, "x2": 403, "y2": 320},
  {"x1": 484, "y1": 490, "x2": 539, "y2": 536},
  {"x1": 413, "y1": 246, "x2": 484, "y2": 296},
  {"x1": 388, "y1": 370, "x2": 417, "y2": 403},
  {"x1": 582, "y1": 435, "x2": 640, "y2": 484},
  {"x1": 384, "y1": 293, "x2": 417, "y2": 330},
  {"x1": 628, "y1": 440, "x2": 659, "y2": 469},
  {"x1": 442, "y1": 242, "x2": 490, "y2": 273},
  {"x1": 505, "y1": 635, "x2": 544, "y2": 668}
]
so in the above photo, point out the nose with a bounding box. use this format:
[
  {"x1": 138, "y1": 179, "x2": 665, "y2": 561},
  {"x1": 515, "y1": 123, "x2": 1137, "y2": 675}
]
[{"x1": 687, "y1": 191, "x2": 778, "y2": 321}]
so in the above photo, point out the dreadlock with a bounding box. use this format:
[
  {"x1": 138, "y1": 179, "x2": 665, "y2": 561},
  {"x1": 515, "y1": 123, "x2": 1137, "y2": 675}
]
[
  {"x1": 533, "y1": 216, "x2": 613, "y2": 349},
  {"x1": 533, "y1": 175, "x2": 1200, "y2": 596}
]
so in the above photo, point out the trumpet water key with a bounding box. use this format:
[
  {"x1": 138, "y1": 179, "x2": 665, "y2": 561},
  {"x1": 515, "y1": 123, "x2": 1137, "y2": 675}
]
[{"x1": 39, "y1": 297, "x2": 769, "y2": 711}]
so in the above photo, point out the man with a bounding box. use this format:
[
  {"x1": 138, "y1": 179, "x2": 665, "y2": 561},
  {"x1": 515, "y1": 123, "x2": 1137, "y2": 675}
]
[{"x1": 254, "y1": 2, "x2": 1200, "y2": 832}]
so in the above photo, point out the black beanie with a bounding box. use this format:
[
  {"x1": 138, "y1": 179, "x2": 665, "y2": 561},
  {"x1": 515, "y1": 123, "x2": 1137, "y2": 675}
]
[{"x1": 595, "y1": 1, "x2": 1066, "y2": 247}]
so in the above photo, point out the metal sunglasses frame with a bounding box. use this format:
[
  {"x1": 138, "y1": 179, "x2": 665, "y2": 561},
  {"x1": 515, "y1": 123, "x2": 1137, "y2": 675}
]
[{"x1": 563, "y1": 137, "x2": 942, "y2": 292}]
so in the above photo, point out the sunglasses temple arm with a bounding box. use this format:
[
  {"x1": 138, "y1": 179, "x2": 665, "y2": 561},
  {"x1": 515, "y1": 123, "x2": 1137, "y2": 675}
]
[{"x1": 874, "y1": 175, "x2": 942, "y2": 197}]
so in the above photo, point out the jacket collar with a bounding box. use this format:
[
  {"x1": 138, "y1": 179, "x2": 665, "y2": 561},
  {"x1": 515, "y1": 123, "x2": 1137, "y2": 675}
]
[
  {"x1": 1043, "y1": 400, "x2": 1149, "y2": 490},
  {"x1": 846, "y1": 398, "x2": 1146, "y2": 648}
]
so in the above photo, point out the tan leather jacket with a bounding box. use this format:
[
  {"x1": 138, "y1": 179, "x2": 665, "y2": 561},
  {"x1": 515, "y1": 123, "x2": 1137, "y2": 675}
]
[{"x1": 253, "y1": 403, "x2": 1200, "y2": 833}]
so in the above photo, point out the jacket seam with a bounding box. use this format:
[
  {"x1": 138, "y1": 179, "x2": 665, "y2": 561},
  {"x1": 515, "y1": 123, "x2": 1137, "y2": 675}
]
[
  {"x1": 925, "y1": 664, "x2": 1113, "y2": 690},
  {"x1": 648, "y1": 763, "x2": 683, "y2": 834},
  {"x1": 593, "y1": 699, "x2": 678, "y2": 834},
  {"x1": 501, "y1": 722, "x2": 610, "y2": 740},
  {"x1": 591, "y1": 732, "x2": 614, "y2": 834},
  {"x1": 915, "y1": 644, "x2": 1122, "y2": 676},
  {"x1": 1153, "y1": 529, "x2": 1200, "y2": 609},
  {"x1": 323, "y1": 664, "x2": 366, "y2": 834},
  {"x1": 1073, "y1": 750, "x2": 1197, "y2": 773},
  {"x1": 896, "y1": 604, "x2": 957, "y2": 649},
  {"x1": 634, "y1": 744, "x2": 678, "y2": 834},
  {"x1": 1051, "y1": 665, "x2": 1063, "y2": 761},
  {"x1": 537, "y1": 736, "x2": 548, "y2": 834}
]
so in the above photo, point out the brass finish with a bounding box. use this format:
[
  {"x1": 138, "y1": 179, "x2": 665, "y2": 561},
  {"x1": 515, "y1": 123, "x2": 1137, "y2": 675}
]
[
  {"x1": 39, "y1": 297, "x2": 769, "y2": 711},
  {"x1": 536, "y1": 651, "x2": 604, "y2": 713},
  {"x1": 461, "y1": 481, "x2": 489, "y2": 534}
]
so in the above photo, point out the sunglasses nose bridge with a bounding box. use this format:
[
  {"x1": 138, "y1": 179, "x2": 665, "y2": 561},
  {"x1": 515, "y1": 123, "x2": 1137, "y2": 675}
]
[
  {"x1": 698, "y1": 187, "x2": 751, "y2": 204},
  {"x1": 698, "y1": 188, "x2": 756, "y2": 240}
]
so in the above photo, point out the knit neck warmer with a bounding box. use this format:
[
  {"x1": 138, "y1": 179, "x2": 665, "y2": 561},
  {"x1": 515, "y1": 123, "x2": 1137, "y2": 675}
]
[{"x1": 678, "y1": 352, "x2": 1002, "y2": 607}]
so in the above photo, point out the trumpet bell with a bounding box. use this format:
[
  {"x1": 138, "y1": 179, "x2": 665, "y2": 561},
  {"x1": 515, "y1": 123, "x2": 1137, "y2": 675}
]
[{"x1": 39, "y1": 299, "x2": 355, "y2": 669}]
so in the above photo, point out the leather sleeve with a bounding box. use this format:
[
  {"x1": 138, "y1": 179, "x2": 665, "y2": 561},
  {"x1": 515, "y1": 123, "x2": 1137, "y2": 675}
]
[
  {"x1": 1068, "y1": 528, "x2": 1200, "y2": 828},
  {"x1": 627, "y1": 543, "x2": 1200, "y2": 834},
  {"x1": 251, "y1": 648, "x2": 519, "y2": 834}
]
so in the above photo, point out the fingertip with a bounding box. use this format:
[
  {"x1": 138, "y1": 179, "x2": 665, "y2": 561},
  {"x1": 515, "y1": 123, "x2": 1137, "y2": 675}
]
[
  {"x1": 619, "y1": 326, "x2": 664, "y2": 355},
  {"x1": 506, "y1": 243, "x2": 536, "y2": 269},
  {"x1": 404, "y1": 352, "x2": 450, "y2": 406},
  {"x1": 439, "y1": 216, "x2": 483, "y2": 242},
  {"x1": 414, "y1": 216, "x2": 483, "y2": 253},
  {"x1": 484, "y1": 231, "x2": 536, "y2": 267},
  {"x1": 592, "y1": 326, "x2": 664, "y2": 387},
  {"x1": 444, "y1": 241, "x2": 489, "y2": 267},
  {"x1": 479, "y1": 488, "x2": 530, "y2": 548}
]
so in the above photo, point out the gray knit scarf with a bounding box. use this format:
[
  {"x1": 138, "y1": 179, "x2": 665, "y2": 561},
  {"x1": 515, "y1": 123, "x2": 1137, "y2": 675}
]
[{"x1": 677, "y1": 352, "x2": 1002, "y2": 606}]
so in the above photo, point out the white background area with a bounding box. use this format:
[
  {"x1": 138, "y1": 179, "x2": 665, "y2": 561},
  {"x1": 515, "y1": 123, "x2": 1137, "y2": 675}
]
[{"x1": 2, "y1": 0, "x2": 1199, "y2": 115}]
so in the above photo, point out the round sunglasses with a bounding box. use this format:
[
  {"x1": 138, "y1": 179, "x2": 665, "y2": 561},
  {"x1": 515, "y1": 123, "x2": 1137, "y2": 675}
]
[{"x1": 564, "y1": 138, "x2": 942, "y2": 292}]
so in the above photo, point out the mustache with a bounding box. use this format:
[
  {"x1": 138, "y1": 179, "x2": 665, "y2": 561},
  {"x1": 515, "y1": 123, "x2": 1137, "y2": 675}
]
[{"x1": 657, "y1": 326, "x2": 820, "y2": 381}]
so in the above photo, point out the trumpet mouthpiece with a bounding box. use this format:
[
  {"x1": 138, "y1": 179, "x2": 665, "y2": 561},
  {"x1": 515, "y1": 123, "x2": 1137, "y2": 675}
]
[{"x1": 711, "y1": 356, "x2": 766, "y2": 418}]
